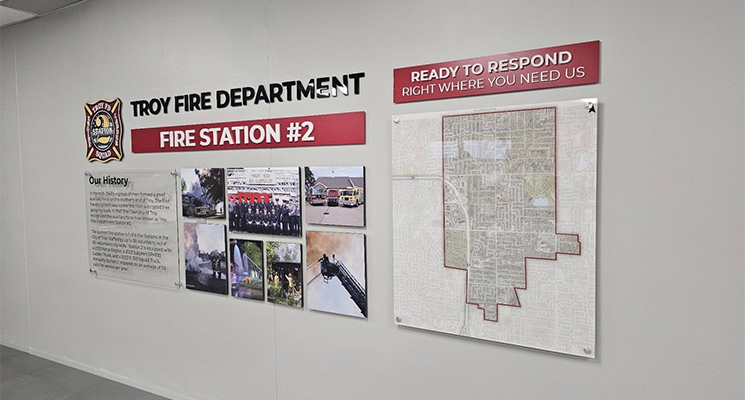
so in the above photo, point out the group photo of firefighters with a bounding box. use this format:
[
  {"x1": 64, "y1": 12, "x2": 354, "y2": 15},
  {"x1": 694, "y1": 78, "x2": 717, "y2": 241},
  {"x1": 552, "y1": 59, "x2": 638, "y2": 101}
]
[
  {"x1": 228, "y1": 194, "x2": 302, "y2": 237},
  {"x1": 226, "y1": 167, "x2": 302, "y2": 237}
]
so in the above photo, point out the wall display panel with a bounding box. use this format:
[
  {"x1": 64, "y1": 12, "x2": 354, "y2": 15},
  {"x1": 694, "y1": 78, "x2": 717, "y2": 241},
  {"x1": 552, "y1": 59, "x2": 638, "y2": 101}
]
[
  {"x1": 85, "y1": 170, "x2": 180, "y2": 289},
  {"x1": 392, "y1": 99, "x2": 597, "y2": 357},
  {"x1": 227, "y1": 167, "x2": 302, "y2": 237},
  {"x1": 305, "y1": 166, "x2": 366, "y2": 227},
  {"x1": 131, "y1": 111, "x2": 366, "y2": 153},
  {"x1": 230, "y1": 239, "x2": 265, "y2": 301},
  {"x1": 306, "y1": 231, "x2": 367, "y2": 318},
  {"x1": 180, "y1": 168, "x2": 225, "y2": 219},
  {"x1": 393, "y1": 41, "x2": 600, "y2": 103},
  {"x1": 184, "y1": 222, "x2": 228, "y2": 295},
  {"x1": 0, "y1": 1, "x2": 742, "y2": 399},
  {"x1": 266, "y1": 241, "x2": 303, "y2": 307}
]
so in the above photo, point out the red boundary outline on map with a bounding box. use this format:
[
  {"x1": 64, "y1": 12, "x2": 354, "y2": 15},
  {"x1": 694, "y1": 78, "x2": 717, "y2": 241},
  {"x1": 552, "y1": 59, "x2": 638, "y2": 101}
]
[{"x1": 441, "y1": 106, "x2": 581, "y2": 322}]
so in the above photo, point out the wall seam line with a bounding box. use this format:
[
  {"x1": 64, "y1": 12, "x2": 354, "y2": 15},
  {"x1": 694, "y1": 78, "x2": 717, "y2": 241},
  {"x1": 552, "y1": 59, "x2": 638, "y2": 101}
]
[
  {"x1": 266, "y1": 4, "x2": 279, "y2": 400},
  {"x1": 0, "y1": 33, "x2": 4, "y2": 345},
  {"x1": 273, "y1": 305, "x2": 279, "y2": 400},
  {"x1": 13, "y1": 43, "x2": 32, "y2": 349}
]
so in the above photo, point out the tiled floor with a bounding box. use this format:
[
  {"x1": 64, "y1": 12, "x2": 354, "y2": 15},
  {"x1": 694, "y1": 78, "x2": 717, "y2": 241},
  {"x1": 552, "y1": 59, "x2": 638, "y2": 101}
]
[{"x1": 0, "y1": 345, "x2": 169, "y2": 400}]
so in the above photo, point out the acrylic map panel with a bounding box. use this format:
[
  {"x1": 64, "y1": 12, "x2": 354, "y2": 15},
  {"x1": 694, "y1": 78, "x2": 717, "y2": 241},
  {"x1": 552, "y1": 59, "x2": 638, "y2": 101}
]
[{"x1": 392, "y1": 99, "x2": 597, "y2": 357}]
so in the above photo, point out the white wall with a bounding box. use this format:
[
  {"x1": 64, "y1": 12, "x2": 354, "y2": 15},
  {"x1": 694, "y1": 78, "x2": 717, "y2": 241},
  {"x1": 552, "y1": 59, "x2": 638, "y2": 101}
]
[
  {"x1": 1, "y1": 1, "x2": 743, "y2": 399},
  {"x1": 0, "y1": 31, "x2": 31, "y2": 350}
]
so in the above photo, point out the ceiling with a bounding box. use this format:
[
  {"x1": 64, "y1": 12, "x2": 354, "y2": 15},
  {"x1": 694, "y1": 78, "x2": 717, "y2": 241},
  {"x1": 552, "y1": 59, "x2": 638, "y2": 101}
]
[{"x1": 0, "y1": 0, "x2": 86, "y2": 28}]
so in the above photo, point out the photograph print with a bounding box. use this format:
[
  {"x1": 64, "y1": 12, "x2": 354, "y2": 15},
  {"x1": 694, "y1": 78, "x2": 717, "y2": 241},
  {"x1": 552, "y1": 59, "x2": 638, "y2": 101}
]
[
  {"x1": 184, "y1": 222, "x2": 228, "y2": 295},
  {"x1": 304, "y1": 166, "x2": 365, "y2": 228},
  {"x1": 227, "y1": 167, "x2": 302, "y2": 237},
  {"x1": 266, "y1": 241, "x2": 303, "y2": 308},
  {"x1": 306, "y1": 231, "x2": 367, "y2": 318},
  {"x1": 181, "y1": 168, "x2": 225, "y2": 219},
  {"x1": 229, "y1": 239, "x2": 264, "y2": 301}
]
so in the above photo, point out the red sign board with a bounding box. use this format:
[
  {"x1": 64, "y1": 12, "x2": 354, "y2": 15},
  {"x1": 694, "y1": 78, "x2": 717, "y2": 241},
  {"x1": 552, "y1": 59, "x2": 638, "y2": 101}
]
[
  {"x1": 131, "y1": 111, "x2": 365, "y2": 153},
  {"x1": 393, "y1": 41, "x2": 599, "y2": 103}
]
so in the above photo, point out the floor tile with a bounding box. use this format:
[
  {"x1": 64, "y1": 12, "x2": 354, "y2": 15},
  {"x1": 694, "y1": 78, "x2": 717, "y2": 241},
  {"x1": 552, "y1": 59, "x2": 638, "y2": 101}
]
[
  {"x1": 141, "y1": 394, "x2": 171, "y2": 400},
  {"x1": 34, "y1": 363, "x2": 104, "y2": 392},
  {"x1": 0, "y1": 378, "x2": 74, "y2": 400},
  {"x1": 59, "y1": 393, "x2": 90, "y2": 400},
  {"x1": 79, "y1": 379, "x2": 149, "y2": 400},
  {"x1": 0, "y1": 368, "x2": 34, "y2": 384},
  {"x1": 1, "y1": 367, "x2": 30, "y2": 383},
  {"x1": 0, "y1": 368, "x2": 36, "y2": 390},
  {"x1": 1, "y1": 353, "x2": 56, "y2": 375},
  {"x1": 0, "y1": 346, "x2": 25, "y2": 360},
  {"x1": 0, "y1": 348, "x2": 163, "y2": 399}
]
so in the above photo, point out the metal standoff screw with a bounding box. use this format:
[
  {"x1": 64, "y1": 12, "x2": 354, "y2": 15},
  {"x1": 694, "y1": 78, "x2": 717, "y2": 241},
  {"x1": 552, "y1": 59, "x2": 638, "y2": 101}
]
[
  {"x1": 583, "y1": 347, "x2": 592, "y2": 355},
  {"x1": 175, "y1": 282, "x2": 183, "y2": 288},
  {"x1": 89, "y1": 268, "x2": 97, "y2": 273},
  {"x1": 393, "y1": 117, "x2": 399, "y2": 123},
  {"x1": 395, "y1": 316, "x2": 402, "y2": 323},
  {"x1": 171, "y1": 170, "x2": 178, "y2": 175}
]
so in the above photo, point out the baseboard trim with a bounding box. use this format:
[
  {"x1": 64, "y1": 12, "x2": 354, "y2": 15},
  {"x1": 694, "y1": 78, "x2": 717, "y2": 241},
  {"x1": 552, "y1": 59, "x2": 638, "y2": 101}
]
[{"x1": 0, "y1": 341, "x2": 29, "y2": 353}]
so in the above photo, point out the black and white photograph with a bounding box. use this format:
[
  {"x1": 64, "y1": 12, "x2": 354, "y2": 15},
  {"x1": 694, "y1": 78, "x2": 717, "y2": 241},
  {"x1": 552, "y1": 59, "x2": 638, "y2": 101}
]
[
  {"x1": 227, "y1": 167, "x2": 302, "y2": 237},
  {"x1": 305, "y1": 166, "x2": 365, "y2": 227},
  {"x1": 181, "y1": 168, "x2": 225, "y2": 219},
  {"x1": 184, "y1": 222, "x2": 228, "y2": 295}
]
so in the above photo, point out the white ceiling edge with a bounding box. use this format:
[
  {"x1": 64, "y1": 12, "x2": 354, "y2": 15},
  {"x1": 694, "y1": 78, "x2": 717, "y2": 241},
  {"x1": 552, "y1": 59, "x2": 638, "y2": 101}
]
[{"x1": 0, "y1": 5, "x2": 37, "y2": 28}]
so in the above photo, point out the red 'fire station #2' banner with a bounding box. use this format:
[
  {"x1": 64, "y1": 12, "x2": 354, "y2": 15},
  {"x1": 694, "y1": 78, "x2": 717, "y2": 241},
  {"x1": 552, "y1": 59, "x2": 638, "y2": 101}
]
[
  {"x1": 393, "y1": 41, "x2": 599, "y2": 103},
  {"x1": 130, "y1": 111, "x2": 365, "y2": 153}
]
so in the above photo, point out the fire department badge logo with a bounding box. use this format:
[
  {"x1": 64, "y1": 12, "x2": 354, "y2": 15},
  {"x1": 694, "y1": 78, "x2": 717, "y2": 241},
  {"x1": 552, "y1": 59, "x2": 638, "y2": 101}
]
[{"x1": 84, "y1": 98, "x2": 123, "y2": 162}]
